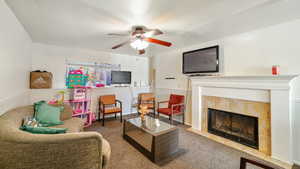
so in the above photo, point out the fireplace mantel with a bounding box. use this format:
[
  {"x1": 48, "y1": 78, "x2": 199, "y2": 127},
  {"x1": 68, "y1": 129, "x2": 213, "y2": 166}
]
[
  {"x1": 191, "y1": 75, "x2": 300, "y2": 166},
  {"x1": 191, "y1": 75, "x2": 298, "y2": 90}
]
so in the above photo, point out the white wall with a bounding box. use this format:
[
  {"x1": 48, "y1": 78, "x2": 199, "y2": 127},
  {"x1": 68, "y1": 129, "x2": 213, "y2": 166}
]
[
  {"x1": 0, "y1": 0, "x2": 32, "y2": 115},
  {"x1": 154, "y1": 19, "x2": 300, "y2": 164},
  {"x1": 31, "y1": 43, "x2": 149, "y2": 89},
  {"x1": 294, "y1": 100, "x2": 300, "y2": 165},
  {"x1": 155, "y1": 19, "x2": 300, "y2": 90}
]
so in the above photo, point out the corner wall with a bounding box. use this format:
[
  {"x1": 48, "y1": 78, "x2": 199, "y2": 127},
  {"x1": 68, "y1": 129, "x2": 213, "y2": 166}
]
[
  {"x1": 153, "y1": 19, "x2": 300, "y2": 164},
  {"x1": 0, "y1": 0, "x2": 32, "y2": 115}
]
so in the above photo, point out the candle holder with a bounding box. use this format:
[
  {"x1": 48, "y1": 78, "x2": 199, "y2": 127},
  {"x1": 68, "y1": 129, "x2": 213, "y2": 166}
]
[{"x1": 139, "y1": 105, "x2": 149, "y2": 121}]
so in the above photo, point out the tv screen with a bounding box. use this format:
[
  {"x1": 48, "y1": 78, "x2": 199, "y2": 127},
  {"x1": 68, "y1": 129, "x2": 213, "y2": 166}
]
[
  {"x1": 183, "y1": 46, "x2": 219, "y2": 74},
  {"x1": 111, "y1": 71, "x2": 131, "y2": 84}
]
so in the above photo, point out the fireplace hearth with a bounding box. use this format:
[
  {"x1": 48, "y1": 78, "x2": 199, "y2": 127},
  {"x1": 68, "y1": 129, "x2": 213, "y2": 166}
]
[{"x1": 208, "y1": 108, "x2": 259, "y2": 149}]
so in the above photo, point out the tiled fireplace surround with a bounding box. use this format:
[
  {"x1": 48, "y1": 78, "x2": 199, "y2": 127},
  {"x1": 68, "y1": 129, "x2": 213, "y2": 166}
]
[
  {"x1": 202, "y1": 96, "x2": 271, "y2": 155},
  {"x1": 190, "y1": 76, "x2": 300, "y2": 168}
]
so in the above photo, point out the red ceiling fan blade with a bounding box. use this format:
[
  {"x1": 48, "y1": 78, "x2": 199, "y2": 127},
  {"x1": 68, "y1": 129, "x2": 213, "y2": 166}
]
[
  {"x1": 111, "y1": 40, "x2": 131, "y2": 49},
  {"x1": 144, "y1": 38, "x2": 172, "y2": 47},
  {"x1": 144, "y1": 29, "x2": 163, "y2": 37},
  {"x1": 107, "y1": 33, "x2": 128, "y2": 37},
  {"x1": 138, "y1": 49, "x2": 145, "y2": 55}
]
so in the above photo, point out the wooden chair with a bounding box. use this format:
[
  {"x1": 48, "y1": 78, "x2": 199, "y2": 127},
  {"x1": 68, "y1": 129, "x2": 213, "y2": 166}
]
[
  {"x1": 99, "y1": 95, "x2": 122, "y2": 126},
  {"x1": 137, "y1": 93, "x2": 155, "y2": 116},
  {"x1": 157, "y1": 94, "x2": 185, "y2": 124}
]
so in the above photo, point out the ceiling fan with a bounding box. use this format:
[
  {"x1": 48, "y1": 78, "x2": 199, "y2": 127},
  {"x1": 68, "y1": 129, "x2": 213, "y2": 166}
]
[{"x1": 108, "y1": 26, "x2": 172, "y2": 55}]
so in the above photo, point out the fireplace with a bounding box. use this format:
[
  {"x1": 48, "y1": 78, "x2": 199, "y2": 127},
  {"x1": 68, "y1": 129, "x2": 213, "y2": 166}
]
[{"x1": 208, "y1": 108, "x2": 259, "y2": 149}]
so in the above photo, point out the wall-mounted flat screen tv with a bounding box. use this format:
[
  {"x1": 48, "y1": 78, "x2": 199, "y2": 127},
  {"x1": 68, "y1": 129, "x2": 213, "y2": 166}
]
[
  {"x1": 111, "y1": 71, "x2": 131, "y2": 84},
  {"x1": 183, "y1": 45, "x2": 219, "y2": 74}
]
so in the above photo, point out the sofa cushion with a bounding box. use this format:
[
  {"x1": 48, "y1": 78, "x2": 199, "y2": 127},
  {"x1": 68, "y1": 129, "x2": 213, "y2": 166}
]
[
  {"x1": 35, "y1": 102, "x2": 64, "y2": 126},
  {"x1": 53, "y1": 117, "x2": 85, "y2": 133},
  {"x1": 20, "y1": 125, "x2": 67, "y2": 134}
]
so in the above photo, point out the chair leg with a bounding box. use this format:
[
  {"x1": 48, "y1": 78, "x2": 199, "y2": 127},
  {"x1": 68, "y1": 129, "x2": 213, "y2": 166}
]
[
  {"x1": 102, "y1": 113, "x2": 105, "y2": 126},
  {"x1": 115, "y1": 113, "x2": 117, "y2": 119},
  {"x1": 153, "y1": 104, "x2": 156, "y2": 118},
  {"x1": 120, "y1": 111, "x2": 122, "y2": 122},
  {"x1": 98, "y1": 107, "x2": 101, "y2": 122},
  {"x1": 182, "y1": 112, "x2": 185, "y2": 125}
]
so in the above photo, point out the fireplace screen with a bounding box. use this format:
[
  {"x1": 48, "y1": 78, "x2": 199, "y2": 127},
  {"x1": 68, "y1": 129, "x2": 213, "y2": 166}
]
[{"x1": 208, "y1": 108, "x2": 259, "y2": 149}]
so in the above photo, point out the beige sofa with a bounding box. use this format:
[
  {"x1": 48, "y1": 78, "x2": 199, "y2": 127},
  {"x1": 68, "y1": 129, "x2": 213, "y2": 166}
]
[{"x1": 0, "y1": 104, "x2": 111, "y2": 169}]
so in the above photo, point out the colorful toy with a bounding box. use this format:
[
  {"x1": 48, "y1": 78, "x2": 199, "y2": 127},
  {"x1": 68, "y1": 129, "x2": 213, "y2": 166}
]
[
  {"x1": 73, "y1": 88, "x2": 86, "y2": 100},
  {"x1": 48, "y1": 90, "x2": 65, "y2": 104},
  {"x1": 57, "y1": 91, "x2": 65, "y2": 104},
  {"x1": 66, "y1": 68, "x2": 88, "y2": 88},
  {"x1": 65, "y1": 87, "x2": 96, "y2": 127},
  {"x1": 95, "y1": 83, "x2": 105, "y2": 88}
]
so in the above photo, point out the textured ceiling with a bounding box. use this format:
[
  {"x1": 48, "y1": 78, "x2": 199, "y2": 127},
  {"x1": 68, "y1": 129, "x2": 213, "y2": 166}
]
[{"x1": 5, "y1": 0, "x2": 300, "y2": 56}]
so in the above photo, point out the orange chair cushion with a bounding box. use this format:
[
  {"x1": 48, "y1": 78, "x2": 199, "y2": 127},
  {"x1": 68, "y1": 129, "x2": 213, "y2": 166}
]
[
  {"x1": 100, "y1": 95, "x2": 116, "y2": 105},
  {"x1": 139, "y1": 93, "x2": 155, "y2": 101},
  {"x1": 140, "y1": 103, "x2": 155, "y2": 109},
  {"x1": 104, "y1": 107, "x2": 121, "y2": 114},
  {"x1": 157, "y1": 108, "x2": 181, "y2": 115}
]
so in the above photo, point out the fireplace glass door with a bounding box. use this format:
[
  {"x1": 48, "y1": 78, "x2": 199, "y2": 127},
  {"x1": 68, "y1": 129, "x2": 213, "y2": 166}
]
[{"x1": 208, "y1": 108, "x2": 259, "y2": 149}]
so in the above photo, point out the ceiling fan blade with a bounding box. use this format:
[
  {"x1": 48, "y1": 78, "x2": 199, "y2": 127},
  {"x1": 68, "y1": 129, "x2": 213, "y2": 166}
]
[
  {"x1": 138, "y1": 49, "x2": 145, "y2": 55},
  {"x1": 144, "y1": 38, "x2": 172, "y2": 47},
  {"x1": 111, "y1": 40, "x2": 131, "y2": 49},
  {"x1": 107, "y1": 33, "x2": 128, "y2": 36},
  {"x1": 144, "y1": 29, "x2": 163, "y2": 38}
]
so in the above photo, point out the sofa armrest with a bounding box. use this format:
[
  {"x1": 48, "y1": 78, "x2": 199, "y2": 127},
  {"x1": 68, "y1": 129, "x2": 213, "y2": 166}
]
[
  {"x1": 0, "y1": 132, "x2": 105, "y2": 169},
  {"x1": 101, "y1": 138, "x2": 111, "y2": 169}
]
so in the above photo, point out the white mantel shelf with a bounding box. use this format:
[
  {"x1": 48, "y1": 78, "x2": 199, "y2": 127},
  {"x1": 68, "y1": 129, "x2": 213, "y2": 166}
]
[
  {"x1": 190, "y1": 75, "x2": 300, "y2": 166},
  {"x1": 190, "y1": 75, "x2": 299, "y2": 90}
]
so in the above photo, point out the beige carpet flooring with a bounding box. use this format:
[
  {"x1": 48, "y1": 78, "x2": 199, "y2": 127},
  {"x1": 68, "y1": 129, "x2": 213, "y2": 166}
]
[{"x1": 86, "y1": 116, "x2": 299, "y2": 169}]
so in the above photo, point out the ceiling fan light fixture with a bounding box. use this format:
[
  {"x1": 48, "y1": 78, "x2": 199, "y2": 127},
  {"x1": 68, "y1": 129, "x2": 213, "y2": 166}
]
[{"x1": 130, "y1": 39, "x2": 149, "y2": 50}]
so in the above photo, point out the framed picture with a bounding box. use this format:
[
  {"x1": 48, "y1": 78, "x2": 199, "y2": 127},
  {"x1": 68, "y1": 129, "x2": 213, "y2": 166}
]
[{"x1": 240, "y1": 158, "x2": 274, "y2": 169}]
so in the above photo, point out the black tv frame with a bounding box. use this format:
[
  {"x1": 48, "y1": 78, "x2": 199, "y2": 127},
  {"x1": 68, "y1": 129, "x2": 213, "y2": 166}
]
[
  {"x1": 182, "y1": 45, "x2": 219, "y2": 74},
  {"x1": 111, "y1": 71, "x2": 132, "y2": 85}
]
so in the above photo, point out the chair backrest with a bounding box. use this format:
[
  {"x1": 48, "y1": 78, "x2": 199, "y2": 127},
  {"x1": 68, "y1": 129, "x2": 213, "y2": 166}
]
[
  {"x1": 168, "y1": 94, "x2": 185, "y2": 111},
  {"x1": 139, "y1": 93, "x2": 155, "y2": 103},
  {"x1": 100, "y1": 95, "x2": 116, "y2": 105}
]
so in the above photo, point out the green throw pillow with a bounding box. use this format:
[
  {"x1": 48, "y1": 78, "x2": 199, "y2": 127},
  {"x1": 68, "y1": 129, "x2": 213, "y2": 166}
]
[
  {"x1": 35, "y1": 101, "x2": 64, "y2": 126},
  {"x1": 20, "y1": 125, "x2": 67, "y2": 134},
  {"x1": 34, "y1": 100, "x2": 46, "y2": 117}
]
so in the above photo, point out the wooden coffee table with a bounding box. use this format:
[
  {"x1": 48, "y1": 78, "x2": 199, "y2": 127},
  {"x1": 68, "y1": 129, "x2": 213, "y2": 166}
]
[{"x1": 123, "y1": 116, "x2": 179, "y2": 163}]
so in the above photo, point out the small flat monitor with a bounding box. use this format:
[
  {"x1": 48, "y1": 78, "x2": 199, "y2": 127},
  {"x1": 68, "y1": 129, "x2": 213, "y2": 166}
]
[{"x1": 111, "y1": 71, "x2": 131, "y2": 84}]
